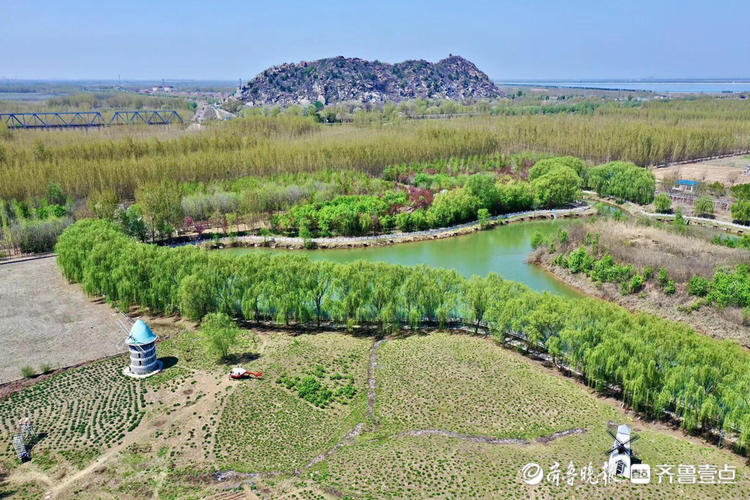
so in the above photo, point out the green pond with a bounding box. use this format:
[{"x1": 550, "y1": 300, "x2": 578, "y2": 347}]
[{"x1": 225, "y1": 220, "x2": 582, "y2": 297}]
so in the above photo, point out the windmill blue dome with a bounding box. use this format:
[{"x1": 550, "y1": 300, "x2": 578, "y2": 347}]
[{"x1": 127, "y1": 319, "x2": 157, "y2": 345}]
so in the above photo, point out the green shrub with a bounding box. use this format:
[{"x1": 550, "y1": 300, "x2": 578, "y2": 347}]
[
  {"x1": 731, "y1": 201, "x2": 750, "y2": 225},
  {"x1": 708, "y1": 265, "x2": 750, "y2": 307},
  {"x1": 465, "y1": 174, "x2": 500, "y2": 212},
  {"x1": 643, "y1": 266, "x2": 654, "y2": 280},
  {"x1": 21, "y1": 365, "x2": 35, "y2": 378},
  {"x1": 688, "y1": 276, "x2": 710, "y2": 297},
  {"x1": 496, "y1": 180, "x2": 535, "y2": 212},
  {"x1": 653, "y1": 193, "x2": 672, "y2": 213},
  {"x1": 531, "y1": 166, "x2": 581, "y2": 208},
  {"x1": 588, "y1": 161, "x2": 655, "y2": 204},
  {"x1": 565, "y1": 247, "x2": 595, "y2": 274},
  {"x1": 657, "y1": 268, "x2": 669, "y2": 287},
  {"x1": 672, "y1": 208, "x2": 688, "y2": 234},
  {"x1": 622, "y1": 274, "x2": 644, "y2": 295},
  {"x1": 530, "y1": 231, "x2": 545, "y2": 249},
  {"x1": 178, "y1": 274, "x2": 210, "y2": 321},
  {"x1": 201, "y1": 312, "x2": 242, "y2": 360},
  {"x1": 664, "y1": 280, "x2": 676, "y2": 295},
  {"x1": 477, "y1": 208, "x2": 490, "y2": 229},
  {"x1": 730, "y1": 184, "x2": 750, "y2": 201},
  {"x1": 528, "y1": 156, "x2": 587, "y2": 183},
  {"x1": 694, "y1": 196, "x2": 714, "y2": 217},
  {"x1": 426, "y1": 188, "x2": 480, "y2": 228}
]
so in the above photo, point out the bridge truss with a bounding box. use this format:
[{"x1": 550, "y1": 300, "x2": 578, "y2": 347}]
[
  {"x1": 109, "y1": 110, "x2": 184, "y2": 126},
  {"x1": 0, "y1": 110, "x2": 184, "y2": 129}
]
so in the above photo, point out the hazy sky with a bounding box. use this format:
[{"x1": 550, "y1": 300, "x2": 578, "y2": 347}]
[{"x1": 2, "y1": 0, "x2": 748, "y2": 81}]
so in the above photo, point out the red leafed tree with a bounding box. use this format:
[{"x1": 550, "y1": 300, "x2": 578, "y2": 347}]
[{"x1": 408, "y1": 187, "x2": 434, "y2": 210}]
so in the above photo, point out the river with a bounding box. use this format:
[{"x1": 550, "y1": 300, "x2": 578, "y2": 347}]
[{"x1": 225, "y1": 220, "x2": 581, "y2": 297}]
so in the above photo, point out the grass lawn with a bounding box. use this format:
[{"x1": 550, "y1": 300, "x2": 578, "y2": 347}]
[
  {"x1": 314, "y1": 430, "x2": 750, "y2": 499},
  {"x1": 375, "y1": 332, "x2": 618, "y2": 438},
  {"x1": 213, "y1": 333, "x2": 370, "y2": 472}
]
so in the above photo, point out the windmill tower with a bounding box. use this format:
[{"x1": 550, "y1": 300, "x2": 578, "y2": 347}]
[
  {"x1": 12, "y1": 417, "x2": 34, "y2": 462},
  {"x1": 607, "y1": 424, "x2": 639, "y2": 478},
  {"x1": 120, "y1": 317, "x2": 162, "y2": 378}
]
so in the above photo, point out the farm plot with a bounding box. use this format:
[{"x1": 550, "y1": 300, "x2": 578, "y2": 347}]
[
  {"x1": 213, "y1": 333, "x2": 370, "y2": 473},
  {"x1": 652, "y1": 154, "x2": 750, "y2": 187},
  {"x1": 0, "y1": 356, "x2": 146, "y2": 471},
  {"x1": 374, "y1": 332, "x2": 617, "y2": 438},
  {"x1": 313, "y1": 428, "x2": 750, "y2": 499}
]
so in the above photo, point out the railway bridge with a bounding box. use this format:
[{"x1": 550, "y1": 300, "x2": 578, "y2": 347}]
[{"x1": 0, "y1": 110, "x2": 184, "y2": 129}]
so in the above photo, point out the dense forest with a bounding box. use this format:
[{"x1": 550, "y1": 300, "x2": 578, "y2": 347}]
[
  {"x1": 56, "y1": 219, "x2": 750, "y2": 451},
  {"x1": 2, "y1": 98, "x2": 749, "y2": 201}
]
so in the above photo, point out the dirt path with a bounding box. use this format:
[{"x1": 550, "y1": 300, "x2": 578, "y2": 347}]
[
  {"x1": 367, "y1": 339, "x2": 385, "y2": 420},
  {"x1": 300, "y1": 337, "x2": 386, "y2": 472},
  {"x1": 298, "y1": 338, "x2": 587, "y2": 475},
  {"x1": 397, "y1": 427, "x2": 586, "y2": 445},
  {"x1": 584, "y1": 191, "x2": 749, "y2": 234}
]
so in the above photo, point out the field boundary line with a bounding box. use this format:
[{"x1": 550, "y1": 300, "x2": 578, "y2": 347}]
[{"x1": 396, "y1": 427, "x2": 586, "y2": 445}]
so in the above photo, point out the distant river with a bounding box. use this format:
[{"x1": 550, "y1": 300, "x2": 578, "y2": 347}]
[
  {"x1": 225, "y1": 220, "x2": 581, "y2": 297},
  {"x1": 499, "y1": 80, "x2": 750, "y2": 94}
]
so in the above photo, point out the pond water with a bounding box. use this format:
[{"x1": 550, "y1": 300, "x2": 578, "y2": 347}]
[{"x1": 226, "y1": 220, "x2": 582, "y2": 297}]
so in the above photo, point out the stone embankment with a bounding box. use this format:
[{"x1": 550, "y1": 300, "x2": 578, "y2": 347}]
[{"x1": 206, "y1": 205, "x2": 593, "y2": 251}]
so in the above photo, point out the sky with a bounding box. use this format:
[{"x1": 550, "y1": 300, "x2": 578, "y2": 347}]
[{"x1": 1, "y1": 0, "x2": 749, "y2": 81}]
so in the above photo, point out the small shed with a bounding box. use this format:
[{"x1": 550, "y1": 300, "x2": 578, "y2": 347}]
[
  {"x1": 674, "y1": 179, "x2": 698, "y2": 193},
  {"x1": 122, "y1": 320, "x2": 162, "y2": 378}
]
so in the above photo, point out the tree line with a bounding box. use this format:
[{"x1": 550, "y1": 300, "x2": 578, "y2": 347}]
[
  {"x1": 2, "y1": 98, "x2": 749, "y2": 201},
  {"x1": 56, "y1": 219, "x2": 750, "y2": 451}
]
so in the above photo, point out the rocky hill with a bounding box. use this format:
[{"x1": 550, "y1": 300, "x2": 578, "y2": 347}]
[{"x1": 236, "y1": 55, "x2": 503, "y2": 106}]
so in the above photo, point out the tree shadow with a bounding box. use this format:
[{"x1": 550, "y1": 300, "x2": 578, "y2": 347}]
[
  {"x1": 0, "y1": 476, "x2": 15, "y2": 500},
  {"x1": 221, "y1": 353, "x2": 260, "y2": 365},
  {"x1": 158, "y1": 356, "x2": 178, "y2": 370}
]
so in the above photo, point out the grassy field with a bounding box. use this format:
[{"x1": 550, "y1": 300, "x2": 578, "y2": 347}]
[
  {"x1": 214, "y1": 333, "x2": 370, "y2": 472},
  {"x1": 315, "y1": 429, "x2": 749, "y2": 498},
  {"x1": 374, "y1": 333, "x2": 617, "y2": 438},
  {"x1": 2, "y1": 328, "x2": 748, "y2": 498}
]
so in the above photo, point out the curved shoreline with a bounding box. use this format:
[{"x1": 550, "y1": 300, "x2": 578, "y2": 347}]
[{"x1": 203, "y1": 205, "x2": 595, "y2": 251}]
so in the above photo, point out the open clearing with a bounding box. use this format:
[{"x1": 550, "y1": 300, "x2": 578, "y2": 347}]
[
  {"x1": 0, "y1": 259, "x2": 184, "y2": 385},
  {"x1": 0, "y1": 258, "x2": 126, "y2": 384},
  {"x1": 652, "y1": 154, "x2": 750, "y2": 186},
  {"x1": 1, "y1": 327, "x2": 748, "y2": 499}
]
